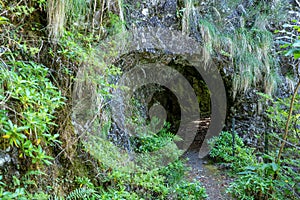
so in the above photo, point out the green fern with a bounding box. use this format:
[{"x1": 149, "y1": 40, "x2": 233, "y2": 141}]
[{"x1": 66, "y1": 188, "x2": 101, "y2": 200}]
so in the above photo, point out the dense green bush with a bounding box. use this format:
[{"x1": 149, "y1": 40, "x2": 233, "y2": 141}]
[
  {"x1": 209, "y1": 131, "x2": 257, "y2": 172},
  {"x1": 227, "y1": 157, "x2": 298, "y2": 199},
  {"x1": 131, "y1": 132, "x2": 176, "y2": 153},
  {"x1": 59, "y1": 160, "x2": 207, "y2": 200},
  {"x1": 172, "y1": 180, "x2": 208, "y2": 200},
  {"x1": 0, "y1": 60, "x2": 65, "y2": 199},
  {"x1": 208, "y1": 93, "x2": 300, "y2": 199},
  {"x1": 159, "y1": 159, "x2": 186, "y2": 186},
  {"x1": 0, "y1": 61, "x2": 64, "y2": 165},
  {"x1": 227, "y1": 161, "x2": 282, "y2": 200}
]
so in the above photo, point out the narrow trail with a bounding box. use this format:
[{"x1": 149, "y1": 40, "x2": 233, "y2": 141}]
[
  {"x1": 182, "y1": 118, "x2": 234, "y2": 200},
  {"x1": 183, "y1": 150, "x2": 233, "y2": 200}
]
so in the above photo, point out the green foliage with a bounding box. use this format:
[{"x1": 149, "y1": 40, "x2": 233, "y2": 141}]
[
  {"x1": 219, "y1": 91, "x2": 300, "y2": 199},
  {"x1": 0, "y1": 61, "x2": 64, "y2": 165},
  {"x1": 0, "y1": 48, "x2": 60, "y2": 200},
  {"x1": 0, "y1": 2, "x2": 66, "y2": 196},
  {"x1": 199, "y1": 19, "x2": 279, "y2": 98},
  {"x1": 75, "y1": 176, "x2": 94, "y2": 189},
  {"x1": 100, "y1": 190, "x2": 140, "y2": 199},
  {"x1": 2, "y1": 0, "x2": 46, "y2": 18},
  {"x1": 47, "y1": 0, "x2": 89, "y2": 39},
  {"x1": 261, "y1": 92, "x2": 299, "y2": 151},
  {"x1": 0, "y1": 0, "x2": 47, "y2": 34},
  {"x1": 259, "y1": 93, "x2": 300, "y2": 197},
  {"x1": 33, "y1": 0, "x2": 47, "y2": 10},
  {"x1": 159, "y1": 159, "x2": 186, "y2": 185},
  {"x1": 0, "y1": 187, "x2": 27, "y2": 200},
  {"x1": 259, "y1": 92, "x2": 300, "y2": 133},
  {"x1": 57, "y1": 159, "x2": 207, "y2": 200},
  {"x1": 107, "y1": 12, "x2": 125, "y2": 35},
  {"x1": 226, "y1": 160, "x2": 298, "y2": 200},
  {"x1": 131, "y1": 169, "x2": 169, "y2": 198},
  {"x1": 209, "y1": 131, "x2": 256, "y2": 172},
  {"x1": 0, "y1": 172, "x2": 50, "y2": 199},
  {"x1": 52, "y1": 185, "x2": 101, "y2": 200},
  {"x1": 285, "y1": 38, "x2": 300, "y2": 59},
  {"x1": 172, "y1": 180, "x2": 208, "y2": 200},
  {"x1": 131, "y1": 132, "x2": 176, "y2": 153},
  {"x1": 98, "y1": 158, "x2": 206, "y2": 199},
  {"x1": 198, "y1": 0, "x2": 290, "y2": 97},
  {"x1": 276, "y1": 20, "x2": 300, "y2": 59},
  {"x1": 209, "y1": 130, "x2": 299, "y2": 199},
  {"x1": 8, "y1": 5, "x2": 35, "y2": 16},
  {"x1": 56, "y1": 30, "x2": 95, "y2": 63},
  {"x1": 65, "y1": 0, "x2": 87, "y2": 27},
  {"x1": 66, "y1": 188, "x2": 101, "y2": 200}
]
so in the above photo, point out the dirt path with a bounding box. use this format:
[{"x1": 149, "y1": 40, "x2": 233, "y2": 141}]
[
  {"x1": 181, "y1": 117, "x2": 234, "y2": 199},
  {"x1": 183, "y1": 150, "x2": 233, "y2": 199}
]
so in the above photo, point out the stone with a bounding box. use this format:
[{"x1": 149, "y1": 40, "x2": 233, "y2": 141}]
[{"x1": 0, "y1": 153, "x2": 11, "y2": 168}]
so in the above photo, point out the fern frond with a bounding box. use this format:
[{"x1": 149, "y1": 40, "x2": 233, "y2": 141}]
[{"x1": 66, "y1": 188, "x2": 100, "y2": 200}]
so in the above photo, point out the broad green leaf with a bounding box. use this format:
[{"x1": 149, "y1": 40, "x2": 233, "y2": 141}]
[
  {"x1": 0, "y1": 16, "x2": 9, "y2": 25},
  {"x1": 294, "y1": 51, "x2": 300, "y2": 59}
]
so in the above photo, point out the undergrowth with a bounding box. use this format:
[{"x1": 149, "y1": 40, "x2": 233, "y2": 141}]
[
  {"x1": 1, "y1": 0, "x2": 297, "y2": 199},
  {"x1": 209, "y1": 130, "x2": 299, "y2": 199}
]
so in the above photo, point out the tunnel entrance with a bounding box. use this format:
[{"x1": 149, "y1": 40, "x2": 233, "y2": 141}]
[{"x1": 115, "y1": 52, "x2": 212, "y2": 150}]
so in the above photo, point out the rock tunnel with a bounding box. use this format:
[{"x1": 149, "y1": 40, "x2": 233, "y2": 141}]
[
  {"x1": 72, "y1": 27, "x2": 227, "y2": 155},
  {"x1": 113, "y1": 49, "x2": 222, "y2": 153}
]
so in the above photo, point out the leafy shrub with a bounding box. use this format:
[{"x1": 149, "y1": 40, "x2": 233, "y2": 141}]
[
  {"x1": 172, "y1": 180, "x2": 208, "y2": 200},
  {"x1": 159, "y1": 159, "x2": 186, "y2": 185},
  {"x1": 58, "y1": 157, "x2": 207, "y2": 200},
  {"x1": 276, "y1": 19, "x2": 300, "y2": 59},
  {"x1": 0, "y1": 174, "x2": 50, "y2": 199},
  {"x1": 0, "y1": 61, "x2": 64, "y2": 199},
  {"x1": 0, "y1": 61, "x2": 64, "y2": 165},
  {"x1": 227, "y1": 162, "x2": 281, "y2": 200},
  {"x1": 257, "y1": 92, "x2": 300, "y2": 198},
  {"x1": 210, "y1": 130, "x2": 299, "y2": 199},
  {"x1": 219, "y1": 90, "x2": 300, "y2": 199},
  {"x1": 209, "y1": 131, "x2": 257, "y2": 171},
  {"x1": 100, "y1": 189, "x2": 140, "y2": 200},
  {"x1": 131, "y1": 132, "x2": 176, "y2": 153}
]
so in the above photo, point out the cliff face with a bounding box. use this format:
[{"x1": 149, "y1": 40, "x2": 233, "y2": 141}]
[
  {"x1": 104, "y1": 0, "x2": 298, "y2": 150},
  {"x1": 0, "y1": 0, "x2": 299, "y2": 198}
]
